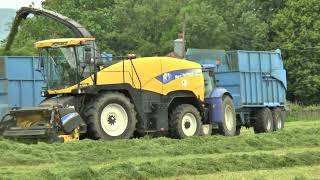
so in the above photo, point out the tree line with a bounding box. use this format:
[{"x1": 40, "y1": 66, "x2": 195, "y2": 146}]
[{"x1": 1, "y1": 0, "x2": 319, "y2": 104}]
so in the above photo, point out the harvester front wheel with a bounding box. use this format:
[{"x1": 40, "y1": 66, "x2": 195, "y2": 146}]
[
  {"x1": 169, "y1": 104, "x2": 202, "y2": 138},
  {"x1": 84, "y1": 92, "x2": 137, "y2": 140}
]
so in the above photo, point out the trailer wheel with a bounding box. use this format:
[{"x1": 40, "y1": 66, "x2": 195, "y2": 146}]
[
  {"x1": 272, "y1": 108, "x2": 284, "y2": 131},
  {"x1": 218, "y1": 95, "x2": 237, "y2": 136},
  {"x1": 253, "y1": 108, "x2": 273, "y2": 133},
  {"x1": 84, "y1": 92, "x2": 137, "y2": 140},
  {"x1": 169, "y1": 104, "x2": 202, "y2": 138}
]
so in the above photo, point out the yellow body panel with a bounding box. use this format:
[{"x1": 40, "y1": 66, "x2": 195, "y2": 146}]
[
  {"x1": 47, "y1": 57, "x2": 204, "y2": 101},
  {"x1": 35, "y1": 38, "x2": 95, "y2": 48},
  {"x1": 96, "y1": 57, "x2": 163, "y2": 94},
  {"x1": 160, "y1": 58, "x2": 204, "y2": 101}
]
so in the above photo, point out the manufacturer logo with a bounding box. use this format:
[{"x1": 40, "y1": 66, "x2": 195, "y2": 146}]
[
  {"x1": 162, "y1": 73, "x2": 172, "y2": 84},
  {"x1": 156, "y1": 69, "x2": 202, "y2": 84}
]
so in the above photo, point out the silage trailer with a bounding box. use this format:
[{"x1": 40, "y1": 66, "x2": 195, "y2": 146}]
[{"x1": 187, "y1": 49, "x2": 287, "y2": 133}]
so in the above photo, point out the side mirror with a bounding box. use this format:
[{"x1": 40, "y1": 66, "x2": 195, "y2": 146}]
[{"x1": 84, "y1": 47, "x2": 93, "y2": 64}]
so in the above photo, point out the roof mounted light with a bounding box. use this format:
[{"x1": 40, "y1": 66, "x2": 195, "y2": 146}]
[{"x1": 127, "y1": 54, "x2": 137, "y2": 59}]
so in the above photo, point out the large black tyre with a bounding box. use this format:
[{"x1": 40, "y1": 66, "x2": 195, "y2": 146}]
[
  {"x1": 83, "y1": 92, "x2": 137, "y2": 140},
  {"x1": 169, "y1": 104, "x2": 202, "y2": 138},
  {"x1": 272, "y1": 108, "x2": 284, "y2": 131},
  {"x1": 133, "y1": 118, "x2": 146, "y2": 138},
  {"x1": 218, "y1": 96, "x2": 237, "y2": 136},
  {"x1": 235, "y1": 125, "x2": 241, "y2": 136},
  {"x1": 253, "y1": 108, "x2": 273, "y2": 133}
]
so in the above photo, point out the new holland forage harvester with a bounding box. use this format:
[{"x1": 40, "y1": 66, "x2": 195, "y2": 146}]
[{"x1": 0, "y1": 7, "x2": 287, "y2": 142}]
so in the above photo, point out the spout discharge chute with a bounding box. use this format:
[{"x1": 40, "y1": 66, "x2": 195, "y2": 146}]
[{"x1": 4, "y1": 7, "x2": 92, "y2": 52}]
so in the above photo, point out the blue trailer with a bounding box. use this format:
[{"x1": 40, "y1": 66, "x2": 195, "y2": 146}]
[
  {"x1": 186, "y1": 49, "x2": 287, "y2": 135},
  {"x1": 0, "y1": 56, "x2": 45, "y2": 119}
]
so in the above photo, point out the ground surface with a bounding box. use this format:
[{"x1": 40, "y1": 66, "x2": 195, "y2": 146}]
[{"x1": 0, "y1": 120, "x2": 319, "y2": 180}]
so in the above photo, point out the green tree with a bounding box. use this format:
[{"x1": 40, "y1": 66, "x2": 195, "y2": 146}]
[
  {"x1": 179, "y1": 1, "x2": 229, "y2": 49},
  {"x1": 271, "y1": 0, "x2": 320, "y2": 103}
]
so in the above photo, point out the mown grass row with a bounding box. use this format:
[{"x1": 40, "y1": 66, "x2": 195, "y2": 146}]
[
  {"x1": 0, "y1": 126, "x2": 319, "y2": 166},
  {"x1": 164, "y1": 165, "x2": 320, "y2": 180},
  {"x1": 0, "y1": 121, "x2": 319, "y2": 179},
  {"x1": 1, "y1": 149, "x2": 320, "y2": 179}
]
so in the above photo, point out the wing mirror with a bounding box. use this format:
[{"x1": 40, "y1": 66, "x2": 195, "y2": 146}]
[{"x1": 84, "y1": 46, "x2": 93, "y2": 64}]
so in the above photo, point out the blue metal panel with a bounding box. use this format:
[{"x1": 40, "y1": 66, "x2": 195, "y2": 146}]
[
  {"x1": 101, "y1": 53, "x2": 113, "y2": 63},
  {"x1": 205, "y1": 87, "x2": 230, "y2": 124},
  {"x1": 186, "y1": 49, "x2": 287, "y2": 109},
  {"x1": 0, "y1": 56, "x2": 45, "y2": 119},
  {"x1": 215, "y1": 72, "x2": 241, "y2": 108}
]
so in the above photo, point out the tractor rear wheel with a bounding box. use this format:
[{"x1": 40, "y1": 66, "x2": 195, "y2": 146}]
[
  {"x1": 253, "y1": 108, "x2": 273, "y2": 133},
  {"x1": 84, "y1": 92, "x2": 137, "y2": 140},
  {"x1": 218, "y1": 95, "x2": 237, "y2": 136},
  {"x1": 169, "y1": 104, "x2": 202, "y2": 138},
  {"x1": 272, "y1": 108, "x2": 284, "y2": 131}
]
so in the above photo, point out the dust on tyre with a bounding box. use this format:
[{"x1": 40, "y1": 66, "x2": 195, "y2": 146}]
[
  {"x1": 272, "y1": 108, "x2": 284, "y2": 131},
  {"x1": 169, "y1": 104, "x2": 202, "y2": 138},
  {"x1": 84, "y1": 92, "x2": 137, "y2": 140},
  {"x1": 253, "y1": 108, "x2": 273, "y2": 133},
  {"x1": 218, "y1": 95, "x2": 237, "y2": 136}
]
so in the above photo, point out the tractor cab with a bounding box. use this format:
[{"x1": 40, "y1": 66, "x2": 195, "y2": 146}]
[
  {"x1": 201, "y1": 64, "x2": 216, "y2": 98},
  {"x1": 35, "y1": 38, "x2": 100, "y2": 91}
]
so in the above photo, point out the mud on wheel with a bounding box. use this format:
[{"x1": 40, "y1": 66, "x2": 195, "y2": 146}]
[
  {"x1": 169, "y1": 104, "x2": 202, "y2": 138},
  {"x1": 83, "y1": 92, "x2": 137, "y2": 140}
]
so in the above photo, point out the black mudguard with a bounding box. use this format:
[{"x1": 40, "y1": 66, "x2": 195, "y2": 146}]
[{"x1": 58, "y1": 108, "x2": 86, "y2": 134}]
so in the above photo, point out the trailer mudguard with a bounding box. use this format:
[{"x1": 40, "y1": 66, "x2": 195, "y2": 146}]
[{"x1": 205, "y1": 87, "x2": 231, "y2": 124}]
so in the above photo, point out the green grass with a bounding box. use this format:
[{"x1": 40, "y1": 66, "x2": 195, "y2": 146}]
[
  {"x1": 287, "y1": 103, "x2": 320, "y2": 112},
  {"x1": 286, "y1": 113, "x2": 320, "y2": 122},
  {"x1": 161, "y1": 165, "x2": 320, "y2": 180},
  {"x1": 0, "y1": 120, "x2": 319, "y2": 179},
  {"x1": 286, "y1": 103, "x2": 320, "y2": 122}
]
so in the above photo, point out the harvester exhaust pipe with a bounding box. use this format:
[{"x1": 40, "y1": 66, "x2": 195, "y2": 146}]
[{"x1": 173, "y1": 32, "x2": 185, "y2": 59}]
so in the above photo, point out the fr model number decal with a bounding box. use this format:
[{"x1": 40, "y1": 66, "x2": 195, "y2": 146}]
[{"x1": 156, "y1": 69, "x2": 202, "y2": 84}]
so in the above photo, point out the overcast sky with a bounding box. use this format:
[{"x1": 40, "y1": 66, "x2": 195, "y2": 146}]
[{"x1": 0, "y1": 0, "x2": 43, "y2": 9}]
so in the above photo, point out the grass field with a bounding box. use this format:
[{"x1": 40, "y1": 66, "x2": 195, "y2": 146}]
[{"x1": 0, "y1": 120, "x2": 319, "y2": 180}]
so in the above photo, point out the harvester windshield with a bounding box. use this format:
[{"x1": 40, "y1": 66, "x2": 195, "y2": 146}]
[
  {"x1": 40, "y1": 47, "x2": 78, "y2": 89},
  {"x1": 36, "y1": 38, "x2": 97, "y2": 90}
]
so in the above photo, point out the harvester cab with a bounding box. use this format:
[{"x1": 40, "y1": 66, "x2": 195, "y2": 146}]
[{"x1": 35, "y1": 38, "x2": 100, "y2": 93}]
